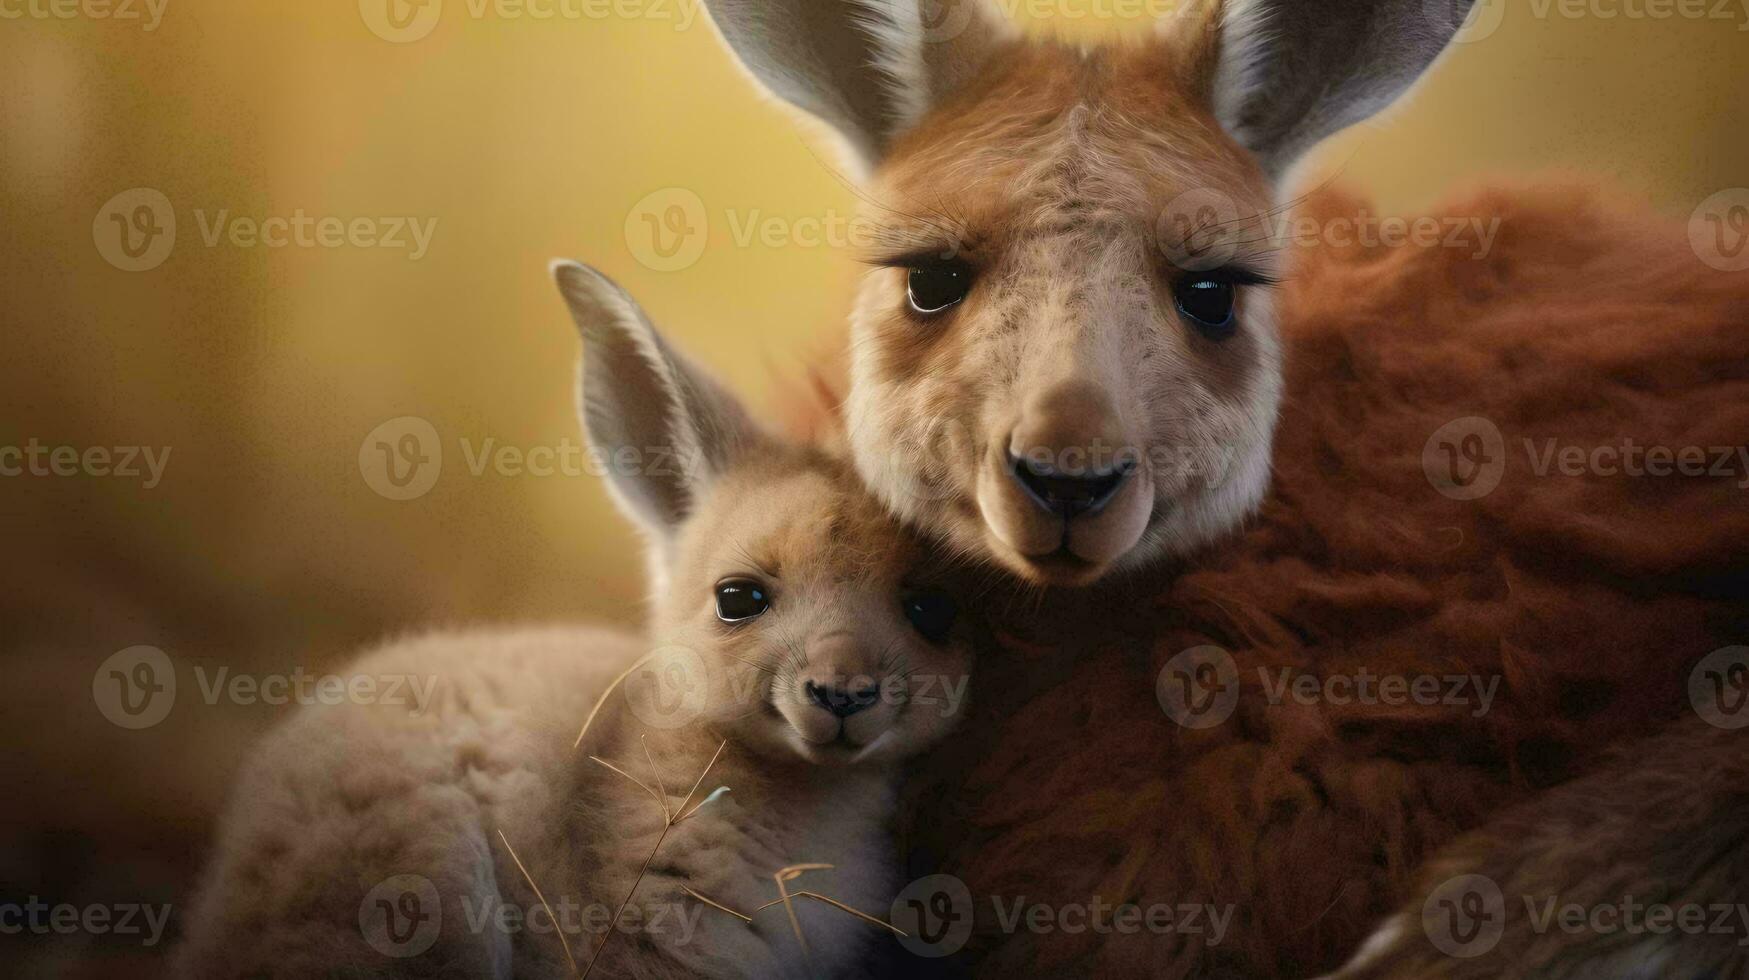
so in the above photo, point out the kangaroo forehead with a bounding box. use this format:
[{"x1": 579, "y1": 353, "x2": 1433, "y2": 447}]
[
  {"x1": 691, "y1": 456, "x2": 916, "y2": 584},
  {"x1": 870, "y1": 41, "x2": 1268, "y2": 247}
]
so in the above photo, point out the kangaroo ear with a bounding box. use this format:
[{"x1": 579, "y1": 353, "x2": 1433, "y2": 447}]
[
  {"x1": 700, "y1": 0, "x2": 1016, "y2": 172},
  {"x1": 551, "y1": 261, "x2": 759, "y2": 544},
  {"x1": 1178, "y1": 0, "x2": 1474, "y2": 180}
]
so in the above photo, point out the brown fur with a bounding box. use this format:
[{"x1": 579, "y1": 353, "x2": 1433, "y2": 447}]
[
  {"x1": 1328, "y1": 717, "x2": 1749, "y2": 979},
  {"x1": 887, "y1": 180, "x2": 1749, "y2": 977}
]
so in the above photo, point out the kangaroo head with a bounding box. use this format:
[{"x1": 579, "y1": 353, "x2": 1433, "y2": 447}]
[
  {"x1": 701, "y1": 0, "x2": 1473, "y2": 585},
  {"x1": 554, "y1": 262, "x2": 972, "y2": 766}
]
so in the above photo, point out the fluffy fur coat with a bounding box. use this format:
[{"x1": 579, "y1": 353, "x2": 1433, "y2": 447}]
[{"x1": 889, "y1": 181, "x2": 1749, "y2": 977}]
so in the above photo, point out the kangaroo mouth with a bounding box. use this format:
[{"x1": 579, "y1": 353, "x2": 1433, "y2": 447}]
[
  {"x1": 974, "y1": 441, "x2": 1159, "y2": 587},
  {"x1": 790, "y1": 725, "x2": 898, "y2": 766},
  {"x1": 999, "y1": 498, "x2": 1167, "y2": 587}
]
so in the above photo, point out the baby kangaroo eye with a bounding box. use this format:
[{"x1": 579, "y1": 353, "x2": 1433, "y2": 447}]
[
  {"x1": 902, "y1": 591, "x2": 958, "y2": 644},
  {"x1": 1174, "y1": 270, "x2": 1238, "y2": 340},
  {"x1": 907, "y1": 261, "x2": 973, "y2": 316},
  {"x1": 715, "y1": 579, "x2": 770, "y2": 623}
]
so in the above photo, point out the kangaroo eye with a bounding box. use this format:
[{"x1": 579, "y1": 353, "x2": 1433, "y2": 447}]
[
  {"x1": 907, "y1": 262, "x2": 973, "y2": 315},
  {"x1": 902, "y1": 591, "x2": 958, "y2": 644},
  {"x1": 1175, "y1": 271, "x2": 1238, "y2": 340},
  {"x1": 715, "y1": 579, "x2": 770, "y2": 623}
]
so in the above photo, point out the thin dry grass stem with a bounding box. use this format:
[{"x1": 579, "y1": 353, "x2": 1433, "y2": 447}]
[
  {"x1": 675, "y1": 740, "x2": 728, "y2": 819},
  {"x1": 684, "y1": 877, "x2": 910, "y2": 943},
  {"x1": 581, "y1": 740, "x2": 729, "y2": 980},
  {"x1": 750, "y1": 892, "x2": 908, "y2": 938},
  {"x1": 681, "y1": 886, "x2": 754, "y2": 924},
  {"x1": 588, "y1": 756, "x2": 665, "y2": 814},
  {"x1": 497, "y1": 829, "x2": 580, "y2": 976},
  {"x1": 674, "y1": 788, "x2": 728, "y2": 825},
  {"x1": 572, "y1": 652, "x2": 654, "y2": 751},
  {"x1": 641, "y1": 735, "x2": 670, "y2": 822},
  {"x1": 773, "y1": 863, "x2": 833, "y2": 953}
]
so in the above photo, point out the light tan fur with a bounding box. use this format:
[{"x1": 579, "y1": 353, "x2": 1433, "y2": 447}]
[{"x1": 175, "y1": 265, "x2": 975, "y2": 979}]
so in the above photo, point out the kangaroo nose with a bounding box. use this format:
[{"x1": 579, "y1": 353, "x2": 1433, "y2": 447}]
[
  {"x1": 1010, "y1": 455, "x2": 1134, "y2": 518},
  {"x1": 1008, "y1": 380, "x2": 1136, "y2": 518},
  {"x1": 804, "y1": 680, "x2": 880, "y2": 719}
]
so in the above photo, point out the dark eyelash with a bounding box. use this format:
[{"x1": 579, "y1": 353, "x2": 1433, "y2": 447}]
[
  {"x1": 866, "y1": 248, "x2": 974, "y2": 270},
  {"x1": 1182, "y1": 266, "x2": 1281, "y2": 289}
]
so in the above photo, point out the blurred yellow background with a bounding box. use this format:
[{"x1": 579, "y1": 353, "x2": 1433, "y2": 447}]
[{"x1": 0, "y1": 0, "x2": 1744, "y2": 972}]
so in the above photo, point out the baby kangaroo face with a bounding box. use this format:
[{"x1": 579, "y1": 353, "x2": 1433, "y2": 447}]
[
  {"x1": 666, "y1": 462, "x2": 969, "y2": 765},
  {"x1": 554, "y1": 262, "x2": 973, "y2": 768}
]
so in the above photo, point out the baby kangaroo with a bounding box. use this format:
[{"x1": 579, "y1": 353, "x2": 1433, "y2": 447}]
[{"x1": 176, "y1": 263, "x2": 974, "y2": 979}]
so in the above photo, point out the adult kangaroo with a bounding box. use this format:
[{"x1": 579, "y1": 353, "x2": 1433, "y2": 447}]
[{"x1": 696, "y1": 0, "x2": 1749, "y2": 975}]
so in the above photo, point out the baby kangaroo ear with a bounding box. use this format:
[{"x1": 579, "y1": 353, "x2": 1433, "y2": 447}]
[
  {"x1": 551, "y1": 261, "x2": 759, "y2": 540},
  {"x1": 1178, "y1": 0, "x2": 1474, "y2": 180},
  {"x1": 700, "y1": 0, "x2": 1015, "y2": 172}
]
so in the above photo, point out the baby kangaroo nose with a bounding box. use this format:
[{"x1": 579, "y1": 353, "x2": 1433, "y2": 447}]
[
  {"x1": 804, "y1": 680, "x2": 880, "y2": 719},
  {"x1": 1009, "y1": 381, "x2": 1136, "y2": 519}
]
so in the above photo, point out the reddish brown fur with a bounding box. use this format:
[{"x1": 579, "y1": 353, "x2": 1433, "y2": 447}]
[
  {"x1": 804, "y1": 180, "x2": 1749, "y2": 976},
  {"x1": 1334, "y1": 716, "x2": 1749, "y2": 978}
]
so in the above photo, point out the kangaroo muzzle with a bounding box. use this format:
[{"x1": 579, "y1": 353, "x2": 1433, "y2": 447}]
[{"x1": 977, "y1": 380, "x2": 1155, "y2": 584}]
